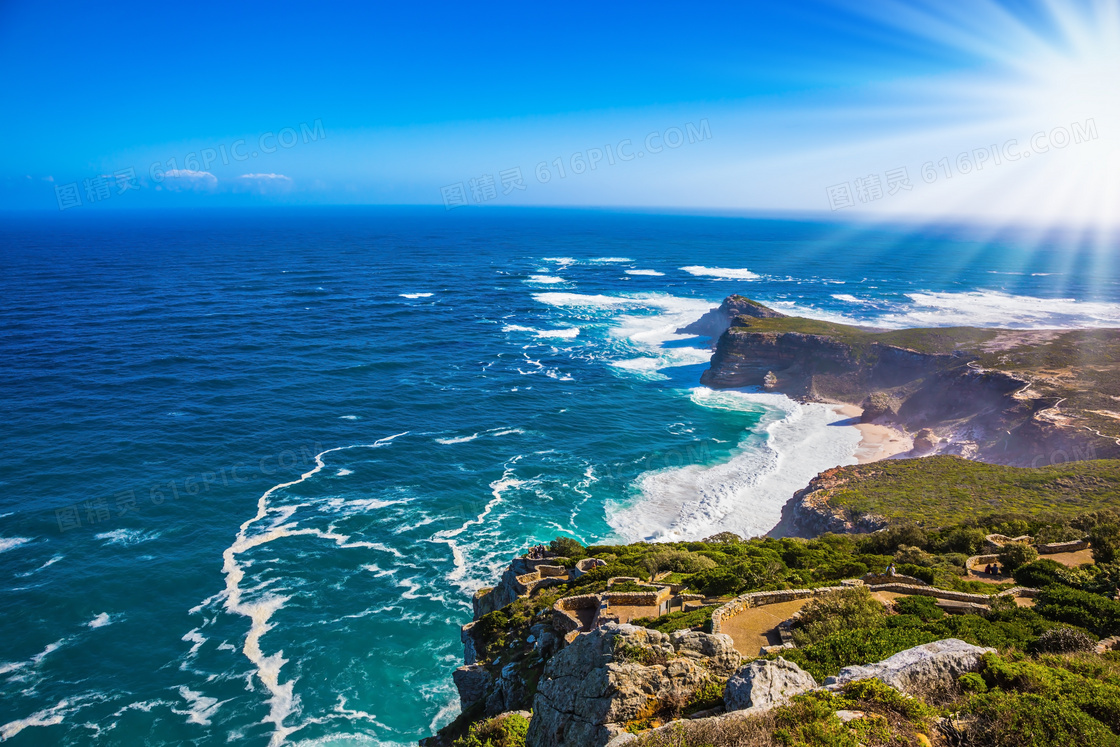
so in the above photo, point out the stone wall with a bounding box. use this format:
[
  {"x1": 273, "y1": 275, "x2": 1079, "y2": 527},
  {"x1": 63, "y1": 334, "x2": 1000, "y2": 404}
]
[
  {"x1": 711, "y1": 587, "x2": 848, "y2": 635},
  {"x1": 711, "y1": 582, "x2": 1040, "y2": 634},
  {"x1": 861, "y1": 573, "x2": 927, "y2": 587},
  {"x1": 1039, "y1": 539, "x2": 1090, "y2": 554},
  {"x1": 553, "y1": 595, "x2": 602, "y2": 640}
]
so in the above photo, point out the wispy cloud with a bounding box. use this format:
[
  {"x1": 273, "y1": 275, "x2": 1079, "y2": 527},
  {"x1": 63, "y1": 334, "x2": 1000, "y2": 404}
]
[{"x1": 161, "y1": 169, "x2": 218, "y2": 191}]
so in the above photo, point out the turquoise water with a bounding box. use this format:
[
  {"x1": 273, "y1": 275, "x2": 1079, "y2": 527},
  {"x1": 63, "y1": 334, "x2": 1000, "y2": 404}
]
[{"x1": 2, "y1": 208, "x2": 1119, "y2": 745}]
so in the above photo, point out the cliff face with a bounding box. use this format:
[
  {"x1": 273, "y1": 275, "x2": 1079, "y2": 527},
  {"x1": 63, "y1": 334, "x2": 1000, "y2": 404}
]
[
  {"x1": 698, "y1": 300, "x2": 1120, "y2": 467},
  {"x1": 677, "y1": 294, "x2": 787, "y2": 340}
]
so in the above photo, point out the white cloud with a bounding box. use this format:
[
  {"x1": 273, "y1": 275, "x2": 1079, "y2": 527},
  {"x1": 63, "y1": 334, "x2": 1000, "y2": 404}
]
[
  {"x1": 162, "y1": 169, "x2": 218, "y2": 191},
  {"x1": 235, "y1": 172, "x2": 294, "y2": 194},
  {"x1": 238, "y1": 173, "x2": 292, "y2": 181}
]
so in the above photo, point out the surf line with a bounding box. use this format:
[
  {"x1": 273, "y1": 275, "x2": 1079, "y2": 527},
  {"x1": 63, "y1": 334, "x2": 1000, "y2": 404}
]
[{"x1": 218, "y1": 432, "x2": 409, "y2": 746}]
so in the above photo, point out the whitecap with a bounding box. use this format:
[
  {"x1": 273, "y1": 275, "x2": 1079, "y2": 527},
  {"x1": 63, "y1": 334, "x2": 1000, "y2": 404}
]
[
  {"x1": 176, "y1": 686, "x2": 226, "y2": 726},
  {"x1": 335, "y1": 468, "x2": 353, "y2": 476},
  {"x1": 400, "y1": 293, "x2": 434, "y2": 299},
  {"x1": 338, "y1": 415, "x2": 359, "y2": 420},
  {"x1": 535, "y1": 327, "x2": 579, "y2": 339},
  {"x1": 15, "y1": 554, "x2": 62, "y2": 577},
  {"x1": 1, "y1": 699, "x2": 74, "y2": 740},
  {"x1": 526, "y1": 275, "x2": 566, "y2": 284},
  {"x1": 591, "y1": 257, "x2": 633, "y2": 262},
  {"x1": 436, "y1": 433, "x2": 480, "y2": 445},
  {"x1": 0, "y1": 537, "x2": 32, "y2": 554},
  {"x1": 878, "y1": 291, "x2": 1120, "y2": 329},
  {"x1": 94, "y1": 529, "x2": 160, "y2": 546},
  {"x1": 87, "y1": 613, "x2": 114, "y2": 629},
  {"x1": 680, "y1": 265, "x2": 760, "y2": 280},
  {"x1": 625, "y1": 269, "x2": 665, "y2": 276}
]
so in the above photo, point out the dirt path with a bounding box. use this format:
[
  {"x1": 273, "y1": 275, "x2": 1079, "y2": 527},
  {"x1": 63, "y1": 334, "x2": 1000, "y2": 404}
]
[
  {"x1": 720, "y1": 599, "x2": 813, "y2": 656},
  {"x1": 605, "y1": 604, "x2": 662, "y2": 624}
]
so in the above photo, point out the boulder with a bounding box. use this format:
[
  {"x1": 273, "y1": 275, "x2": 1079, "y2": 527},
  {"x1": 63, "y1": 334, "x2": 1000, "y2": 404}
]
[
  {"x1": 860, "y1": 392, "x2": 900, "y2": 422},
  {"x1": 824, "y1": 638, "x2": 993, "y2": 694},
  {"x1": 723, "y1": 657, "x2": 818, "y2": 712},
  {"x1": 669, "y1": 630, "x2": 742, "y2": 675},
  {"x1": 527, "y1": 624, "x2": 725, "y2": 747},
  {"x1": 913, "y1": 428, "x2": 940, "y2": 453}
]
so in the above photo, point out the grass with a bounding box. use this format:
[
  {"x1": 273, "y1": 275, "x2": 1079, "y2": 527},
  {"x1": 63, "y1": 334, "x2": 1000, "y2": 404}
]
[{"x1": 813, "y1": 455, "x2": 1120, "y2": 526}]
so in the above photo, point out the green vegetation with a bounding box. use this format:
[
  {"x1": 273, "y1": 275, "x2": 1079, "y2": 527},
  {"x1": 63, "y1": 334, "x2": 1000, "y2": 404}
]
[
  {"x1": 450, "y1": 712, "x2": 529, "y2": 747},
  {"x1": 810, "y1": 455, "x2": 1120, "y2": 526},
  {"x1": 729, "y1": 314, "x2": 1001, "y2": 357},
  {"x1": 774, "y1": 602, "x2": 1075, "y2": 682},
  {"x1": 998, "y1": 541, "x2": 1039, "y2": 572},
  {"x1": 633, "y1": 606, "x2": 714, "y2": 635},
  {"x1": 792, "y1": 587, "x2": 887, "y2": 646}
]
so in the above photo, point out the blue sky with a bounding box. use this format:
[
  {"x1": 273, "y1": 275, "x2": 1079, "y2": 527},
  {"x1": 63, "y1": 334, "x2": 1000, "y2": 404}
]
[{"x1": 2, "y1": 0, "x2": 1117, "y2": 225}]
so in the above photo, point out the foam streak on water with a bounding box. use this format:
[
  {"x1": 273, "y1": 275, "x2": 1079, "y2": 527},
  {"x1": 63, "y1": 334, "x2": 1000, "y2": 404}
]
[{"x1": 215, "y1": 432, "x2": 409, "y2": 746}]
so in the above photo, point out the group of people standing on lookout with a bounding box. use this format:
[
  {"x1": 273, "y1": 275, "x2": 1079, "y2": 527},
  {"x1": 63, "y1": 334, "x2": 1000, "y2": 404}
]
[{"x1": 525, "y1": 544, "x2": 551, "y2": 559}]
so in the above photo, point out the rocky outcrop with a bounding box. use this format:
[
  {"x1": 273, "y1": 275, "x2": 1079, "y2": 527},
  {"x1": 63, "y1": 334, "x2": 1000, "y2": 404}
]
[
  {"x1": 824, "y1": 638, "x2": 993, "y2": 692},
  {"x1": 697, "y1": 297, "x2": 1119, "y2": 467},
  {"x1": 912, "y1": 428, "x2": 940, "y2": 453},
  {"x1": 723, "y1": 658, "x2": 818, "y2": 712},
  {"x1": 776, "y1": 467, "x2": 889, "y2": 538},
  {"x1": 526, "y1": 624, "x2": 741, "y2": 747},
  {"x1": 473, "y1": 557, "x2": 570, "y2": 620},
  {"x1": 604, "y1": 638, "x2": 995, "y2": 747},
  {"x1": 677, "y1": 294, "x2": 786, "y2": 339},
  {"x1": 453, "y1": 664, "x2": 493, "y2": 710}
]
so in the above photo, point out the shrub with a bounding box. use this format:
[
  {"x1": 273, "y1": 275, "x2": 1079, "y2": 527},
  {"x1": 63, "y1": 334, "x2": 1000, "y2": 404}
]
[
  {"x1": 959, "y1": 672, "x2": 988, "y2": 693},
  {"x1": 781, "y1": 626, "x2": 941, "y2": 682},
  {"x1": 640, "y1": 549, "x2": 717, "y2": 576},
  {"x1": 689, "y1": 567, "x2": 741, "y2": 597},
  {"x1": 633, "y1": 606, "x2": 713, "y2": 635},
  {"x1": 1090, "y1": 524, "x2": 1120, "y2": 565},
  {"x1": 1030, "y1": 627, "x2": 1097, "y2": 655},
  {"x1": 1036, "y1": 585, "x2": 1120, "y2": 637},
  {"x1": 1014, "y1": 559, "x2": 1068, "y2": 589},
  {"x1": 452, "y1": 712, "x2": 530, "y2": 747},
  {"x1": 963, "y1": 690, "x2": 1120, "y2": 747},
  {"x1": 549, "y1": 537, "x2": 585, "y2": 560},
  {"x1": 891, "y1": 595, "x2": 945, "y2": 621},
  {"x1": 792, "y1": 587, "x2": 888, "y2": 646},
  {"x1": 998, "y1": 542, "x2": 1039, "y2": 573},
  {"x1": 934, "y1": 526, "x2": 988, "y2": 555},
  {"x1": 893, "y1": 544, "x2": 936, "y2": 567}
]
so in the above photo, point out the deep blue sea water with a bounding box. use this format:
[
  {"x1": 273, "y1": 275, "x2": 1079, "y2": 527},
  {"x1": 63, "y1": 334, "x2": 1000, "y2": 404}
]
[{"x1": 2, "y1": 208, "x2": 1120, "y2": 746}]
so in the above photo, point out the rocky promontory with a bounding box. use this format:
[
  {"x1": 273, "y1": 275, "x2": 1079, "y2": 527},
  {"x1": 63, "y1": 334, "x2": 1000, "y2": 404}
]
[{"x1": 695, "y1": 297, "x2": 1120, "y2": 467}]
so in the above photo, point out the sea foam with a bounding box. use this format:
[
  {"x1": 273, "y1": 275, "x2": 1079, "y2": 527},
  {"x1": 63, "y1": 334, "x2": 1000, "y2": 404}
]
[
  {"x1": 680, "y1": 265, "x2": 761, "y2": 280},
  {"x1": 607, "y1": 389, "x2": 861, "y2": 541}
]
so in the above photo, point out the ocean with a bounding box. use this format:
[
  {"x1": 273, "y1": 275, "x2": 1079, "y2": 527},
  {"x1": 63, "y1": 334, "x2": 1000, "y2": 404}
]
[{"x1": 2, "y1": 207, "x2": 1119, "y2": 745}]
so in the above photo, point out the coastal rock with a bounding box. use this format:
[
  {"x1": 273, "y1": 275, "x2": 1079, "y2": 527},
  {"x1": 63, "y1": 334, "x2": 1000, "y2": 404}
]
[
  {"x1": 913, "y1": 428, "x2": 940, "y2": 453},
  {"x1": 668, "y1": 630, "x2": 742, "y2": 675},
  {"x1": 860, "y1": 392, "x2": 901, "y2": 422},
  {"x1": 677, "y1": 294, "x2": 786, "y2": 339},
  {"x1": 698, "y1": 298, "x2": 1119, "y2": 467},
  {"x1": 824, "y1": 638, "x2": 993, "y2": 694},
  {"x1": 453, "y1": 664, "x2": 493, "y2": 710},
  {"x1": 526, "y1": 624, "x2": 725, "y2": 747},
  {"x1": 723, "y1": 657, "x2": 818, "y2": 712},
  {"x1": 777, "y1": 468, "x2": 889, "y2": 537}
]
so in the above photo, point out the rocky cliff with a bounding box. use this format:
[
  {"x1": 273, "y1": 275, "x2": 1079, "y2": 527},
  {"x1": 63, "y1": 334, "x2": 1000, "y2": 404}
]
[{"x1": 698, "y1": 298, "x2": 1120, "y2": 467}]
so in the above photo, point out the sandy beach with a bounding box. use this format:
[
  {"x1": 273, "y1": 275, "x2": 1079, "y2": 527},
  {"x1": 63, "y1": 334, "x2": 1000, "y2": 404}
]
[{"x1": 831, "y1": 403, "x2": 914, "y2": 464}]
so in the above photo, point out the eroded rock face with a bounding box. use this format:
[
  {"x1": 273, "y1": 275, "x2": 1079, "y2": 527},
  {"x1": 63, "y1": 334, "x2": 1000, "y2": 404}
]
[
  {"x1": 825, "y1": 638, "x2": 993, "y2": 694},
  {"x1": 677, "y1": 295, "x2": 787, "y2": 339},
  {"x1": 669, "y1": 630, "x2": 741, "y2": 676},
  {"x1": 453, "y1": 664, "x2": 493, "y2": 710},
  {"x1": 526, "y1": 624, "x2": 741, "y2": 747},
  {"x1": 723, "y1": 657, "x2": 818, "y2": 712}
]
